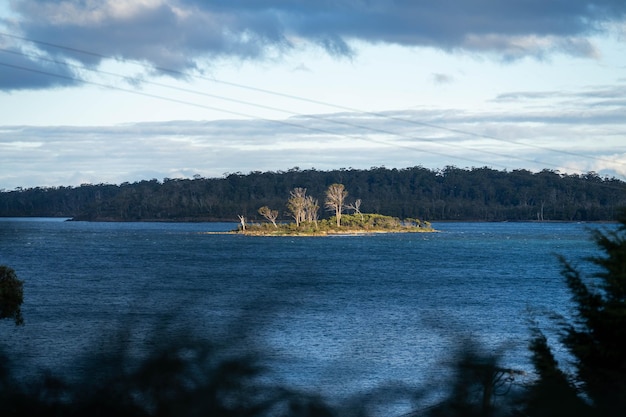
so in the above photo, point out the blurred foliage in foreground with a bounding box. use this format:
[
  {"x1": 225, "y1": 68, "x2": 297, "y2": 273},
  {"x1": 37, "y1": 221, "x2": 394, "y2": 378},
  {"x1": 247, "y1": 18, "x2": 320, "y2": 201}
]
[
  {"x1": 0, "y1": 266, "x2": 23, "y2": 326},
  {"x1": 0, "y1": 330, "x2": 526, "y2": 417}
]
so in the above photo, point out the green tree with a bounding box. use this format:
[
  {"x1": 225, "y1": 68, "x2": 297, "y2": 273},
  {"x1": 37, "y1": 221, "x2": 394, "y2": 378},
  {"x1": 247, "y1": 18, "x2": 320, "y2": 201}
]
[
  {"x1": 0, "y1": 266, "x2": 24, "y2": 325},
  {"x1": 522, "y1": 328, "x2": 591, "y2": 417},
  {"x1": 528, "y1": 209, "x2": 626, "y2": 416}
]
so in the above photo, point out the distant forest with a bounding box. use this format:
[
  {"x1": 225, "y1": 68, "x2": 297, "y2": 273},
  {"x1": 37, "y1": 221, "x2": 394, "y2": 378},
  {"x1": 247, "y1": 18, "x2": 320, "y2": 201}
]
[{"x1": 1, "y1": 166, "x2": 625, "y2": 222}]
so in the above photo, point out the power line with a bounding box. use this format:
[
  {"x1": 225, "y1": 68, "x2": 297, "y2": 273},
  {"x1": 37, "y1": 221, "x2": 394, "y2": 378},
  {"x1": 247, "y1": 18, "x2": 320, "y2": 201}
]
[
  {"x1": 0, "y1": 46, "x2": 580, "y2": 173},
  {"x1": 0, "y1": 31, "x2": 624, "y2": 181},
  {"x1": 0, "y1": 59, "x2": 516, "y2": 171},
  {"x1": 1, "y1": 31, "x2": 620, "y2": 169}
]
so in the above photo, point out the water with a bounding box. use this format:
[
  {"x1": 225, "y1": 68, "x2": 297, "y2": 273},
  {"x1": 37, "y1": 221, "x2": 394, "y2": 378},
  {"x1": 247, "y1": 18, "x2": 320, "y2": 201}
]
[{"x1": 0, "y1": 218, "x2": 606, "y2": 408}]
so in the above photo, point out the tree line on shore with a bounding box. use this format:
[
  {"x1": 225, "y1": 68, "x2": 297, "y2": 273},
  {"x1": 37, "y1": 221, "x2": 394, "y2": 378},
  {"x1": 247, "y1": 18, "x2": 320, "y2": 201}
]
[{"x1": 1, "y1": 166, "x2": 625, "y2": 221}]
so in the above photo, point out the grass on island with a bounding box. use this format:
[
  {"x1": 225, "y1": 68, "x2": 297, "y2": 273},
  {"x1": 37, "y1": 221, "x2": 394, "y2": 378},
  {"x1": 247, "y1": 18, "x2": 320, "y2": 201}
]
[{"x1": 236, "y1": 213, "x2": 434, "y2": 236}]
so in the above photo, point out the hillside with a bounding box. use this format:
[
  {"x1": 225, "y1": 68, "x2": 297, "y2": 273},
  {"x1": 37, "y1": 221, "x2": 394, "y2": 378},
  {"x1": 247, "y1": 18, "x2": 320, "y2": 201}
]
[{"x1": 1, "y1": 166, "x2": 625, "y2": 222}]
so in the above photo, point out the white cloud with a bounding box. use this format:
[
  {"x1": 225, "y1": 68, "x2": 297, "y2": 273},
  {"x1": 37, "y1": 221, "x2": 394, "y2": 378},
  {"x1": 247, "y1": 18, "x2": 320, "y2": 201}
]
[
  {"x1": 462, "y1": 34, "x2": 600, "y2": 60},
  {"x1": 1, "y1": 2, "x2": 625, "y2": 189},
  {"x1": 1, "y1": 93, "x2": 624, "y2": 190},
  {"x1": 432, "y1": 73, "x2": 454, "y2": 84}
]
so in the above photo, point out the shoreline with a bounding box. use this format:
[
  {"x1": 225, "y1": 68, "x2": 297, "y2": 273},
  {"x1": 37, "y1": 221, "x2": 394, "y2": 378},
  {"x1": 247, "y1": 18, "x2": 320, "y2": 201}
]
[
  {"x1": 3, "y1": 217, "x2": 615, "y2": 224},
  {"x1": 204, "y1": 227, "x2": 437, "y2": 236}
]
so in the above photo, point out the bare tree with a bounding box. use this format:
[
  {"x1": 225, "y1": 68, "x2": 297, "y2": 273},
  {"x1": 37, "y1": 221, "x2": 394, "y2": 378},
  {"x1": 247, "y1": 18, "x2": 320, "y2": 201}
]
[
  {"x1": 346, "y1": 198, "x2": 363, "y2": 221},
  {"x1": 304, "y1": 195, "x2": 319, "y2": 226},
  {"x1": 237, "y1": 214, "x2": 246, "y2": 231},
  {"x1": 286, "y1": 187, "x2": 307, "y2": 227},
  {"x1": 325, "y1": 183, "x2": 348, "y2": 227},
  {"x1": 258, "y1": 206, "x2": 279, "y2": 227}
]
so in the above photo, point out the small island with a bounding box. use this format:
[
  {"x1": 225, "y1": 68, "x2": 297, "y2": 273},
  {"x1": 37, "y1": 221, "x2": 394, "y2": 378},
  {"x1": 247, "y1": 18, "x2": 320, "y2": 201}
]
[{"x1": 232, "y1": 184, "x2": 435, "y2": 236}]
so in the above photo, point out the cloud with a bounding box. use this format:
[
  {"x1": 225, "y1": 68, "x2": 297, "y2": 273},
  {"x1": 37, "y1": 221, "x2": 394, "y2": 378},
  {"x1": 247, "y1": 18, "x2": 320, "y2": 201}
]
[
  {"x1": 432, "y1": 73, "x2": 454, "y2": 85},
  {"x1": 0, "y1": 45, "x2": 77, "y2": 90},
  {"x1": 2, "y1": 0, "x2": 625, "y2": 90},
  {"x1": 461, "y1": 34, "x2": 600, "y2": 61},
  {"x1": 1, "y1": 92, "x2": 624, "y2": 190},
  {"x1": 291, "y1": 63, "x2": 312, "y2": 73},
  {"x1": 493, "y1": 84, "x2": 626, "y2": 114}
]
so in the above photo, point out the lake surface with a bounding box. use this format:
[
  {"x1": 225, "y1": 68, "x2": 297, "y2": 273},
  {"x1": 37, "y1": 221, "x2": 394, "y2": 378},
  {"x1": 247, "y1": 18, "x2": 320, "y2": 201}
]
[{"x1": 0, "y1": 218, "x2": 607, "y2": 411}]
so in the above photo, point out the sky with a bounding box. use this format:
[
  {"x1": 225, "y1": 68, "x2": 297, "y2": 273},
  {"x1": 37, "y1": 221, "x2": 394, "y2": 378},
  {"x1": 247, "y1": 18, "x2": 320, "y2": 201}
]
[{"x1": 1, "y1": 0, "x2": 625, "y2": 190}]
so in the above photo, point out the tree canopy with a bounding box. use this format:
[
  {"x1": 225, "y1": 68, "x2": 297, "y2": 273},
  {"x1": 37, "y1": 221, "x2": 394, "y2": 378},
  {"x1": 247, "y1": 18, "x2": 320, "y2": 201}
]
[
  {"x1": 1, "y1": 166, "x2": 624, "y2": 222},
  {"x1": 0, "y1": 266, "x2": 24, "y2": 326},
  {"x1": 526, "y1": 209, "x2": 626, "y2": 416}
]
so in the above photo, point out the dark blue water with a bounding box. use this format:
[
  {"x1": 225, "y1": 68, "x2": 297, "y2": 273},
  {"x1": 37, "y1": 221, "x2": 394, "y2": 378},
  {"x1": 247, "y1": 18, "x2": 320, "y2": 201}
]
[{"x1": 0, "y1": 218, "x2": 606, "y2": 405}]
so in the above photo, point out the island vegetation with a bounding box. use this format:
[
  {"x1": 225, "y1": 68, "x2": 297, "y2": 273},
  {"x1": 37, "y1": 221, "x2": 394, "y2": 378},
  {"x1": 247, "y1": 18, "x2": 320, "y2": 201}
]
[{"x1": 235, "y1": 183, "x2": 433, "y2": 235}]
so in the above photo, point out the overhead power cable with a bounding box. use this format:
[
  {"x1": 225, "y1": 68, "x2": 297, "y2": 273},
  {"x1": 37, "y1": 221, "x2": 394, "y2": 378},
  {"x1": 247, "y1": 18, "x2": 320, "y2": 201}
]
[
  {"x1": 0, "y1": 59, "x2": 519, "y2": 171},
  {"x1": 1, "y1": 32, "x2": 619, "y2": 169},
  {"x1": 0, "y1": 31, "x2": 624, "y2": 181},
  {"x1": 0, "y1": 46, "x2": 584, "y2": 173}
]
